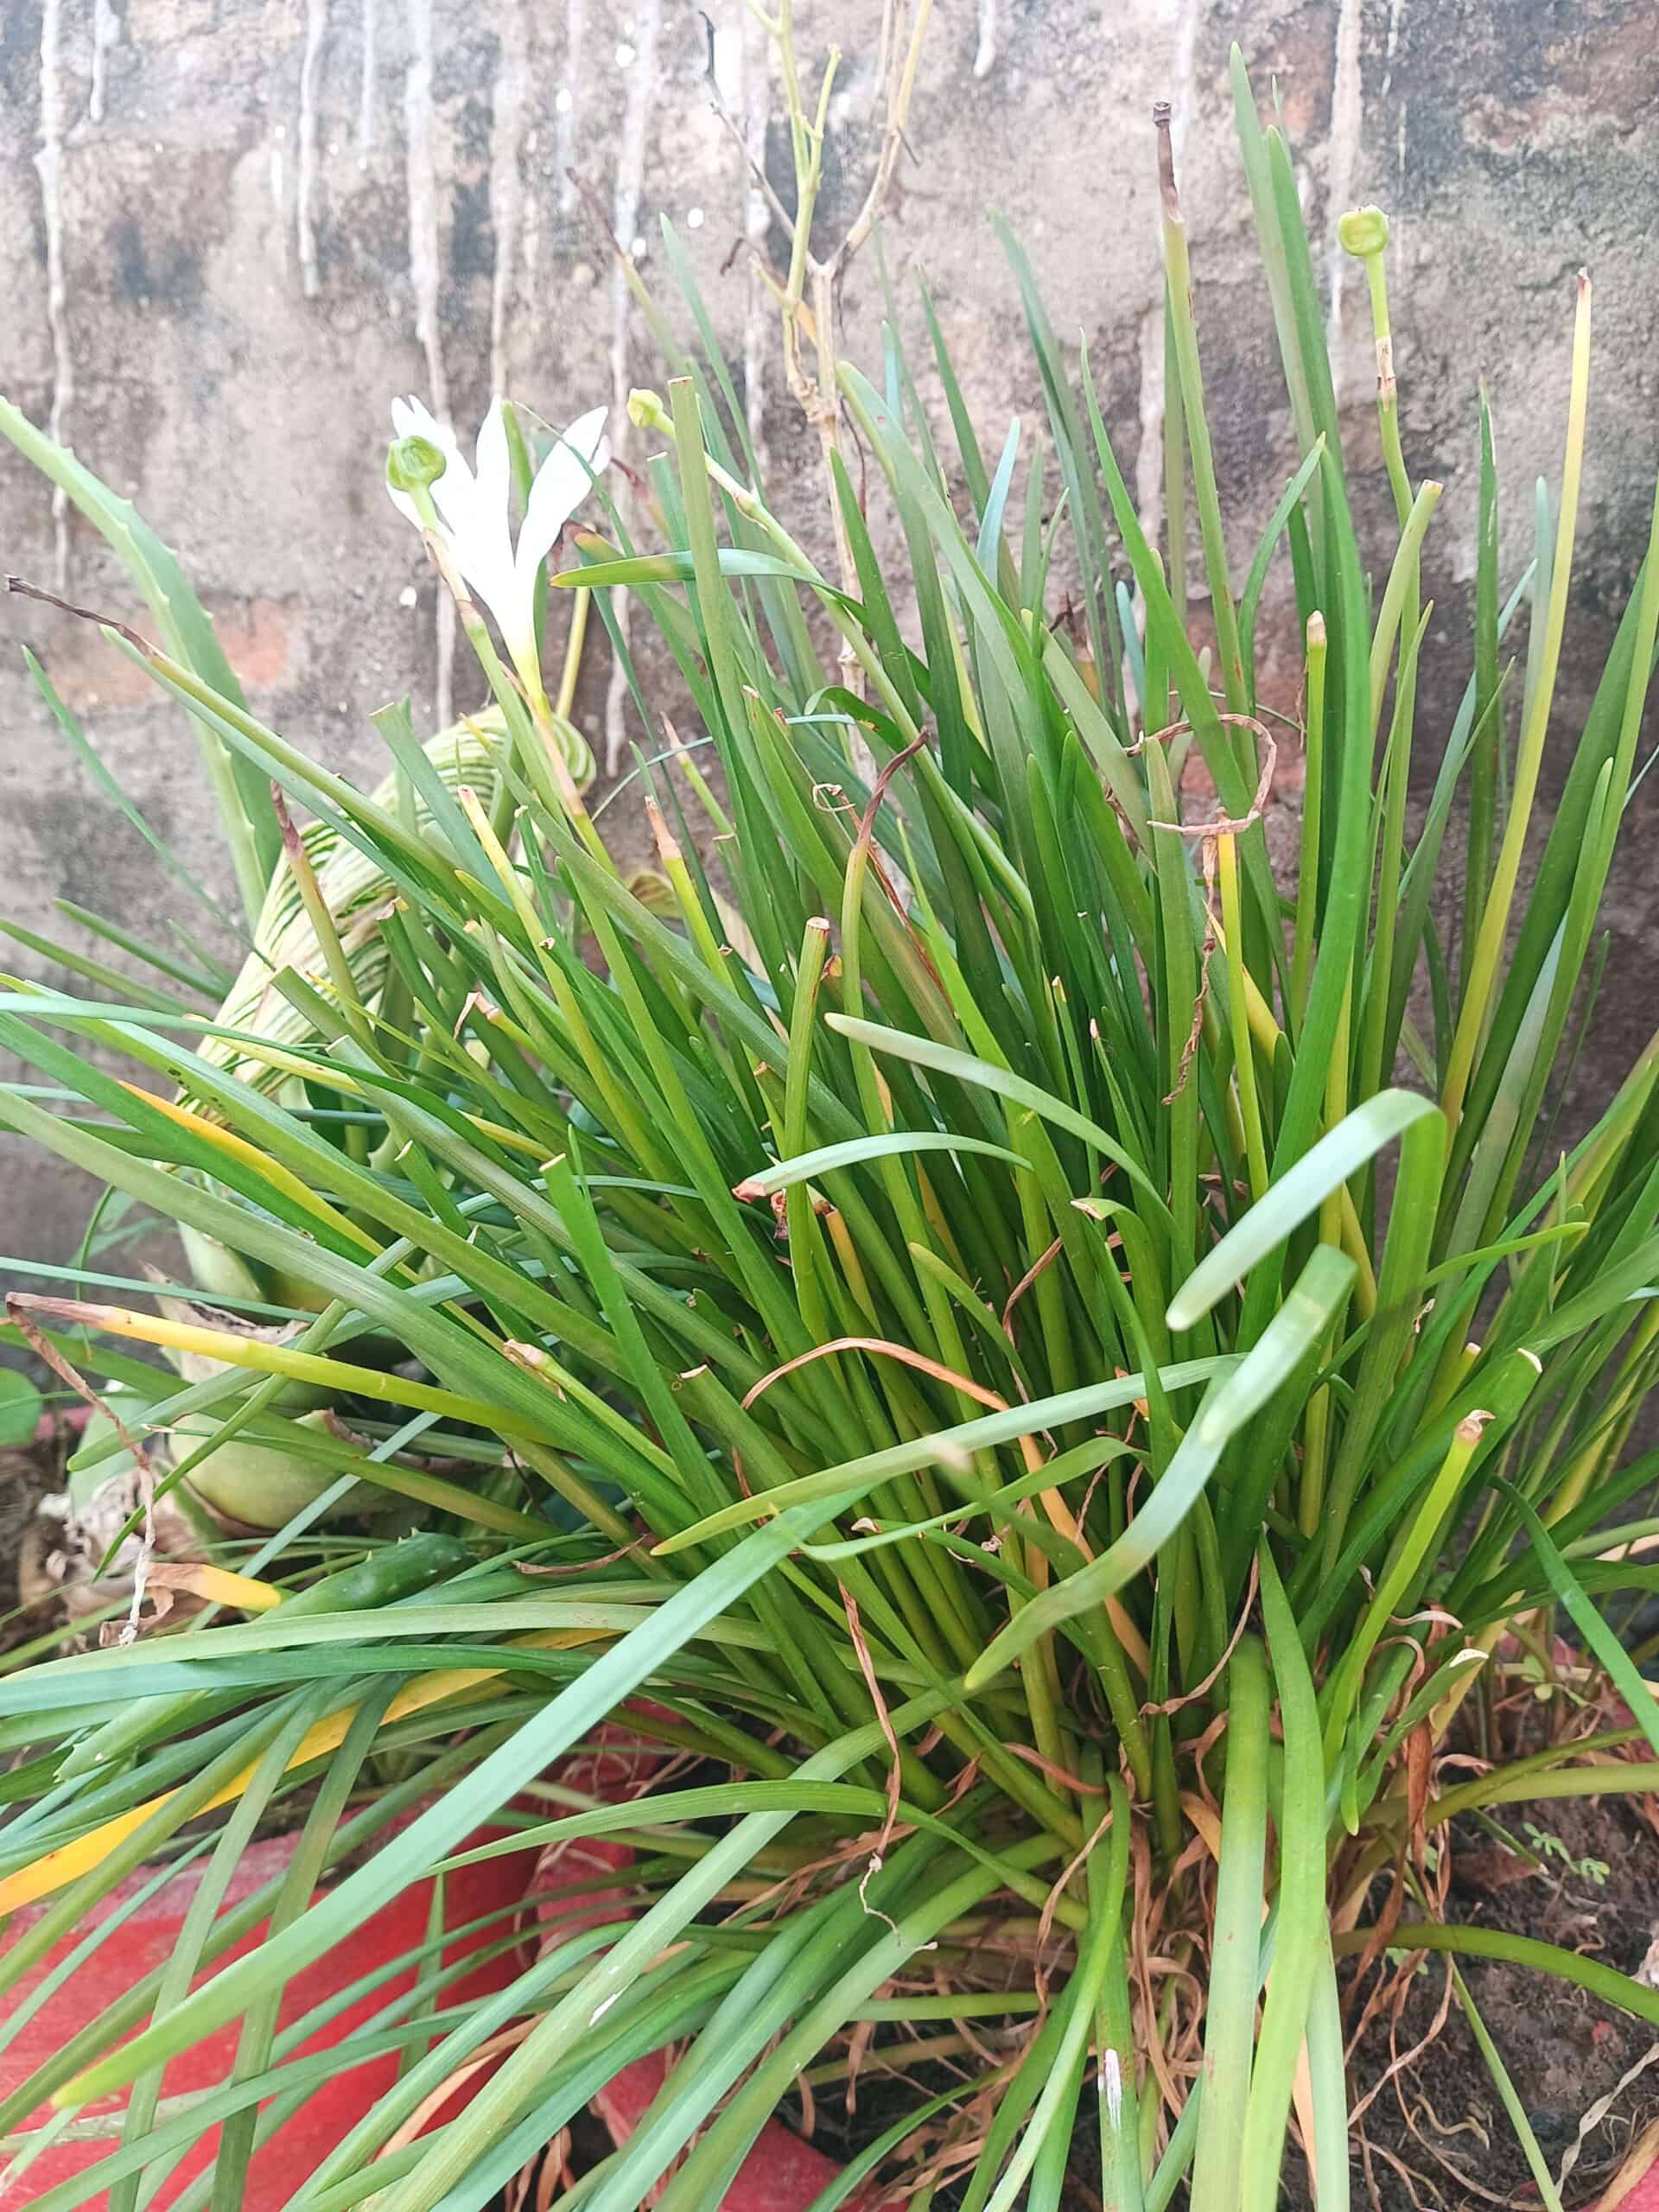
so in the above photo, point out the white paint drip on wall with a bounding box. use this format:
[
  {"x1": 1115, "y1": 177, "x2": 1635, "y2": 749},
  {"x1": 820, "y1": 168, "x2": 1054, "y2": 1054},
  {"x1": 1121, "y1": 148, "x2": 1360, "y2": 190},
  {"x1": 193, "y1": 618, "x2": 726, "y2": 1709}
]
[
  {"x1": 1132, "y1": 0, "x2": 1198, "y2": 607},
  {"x1": 1325, "y1": 0, "x2": 1365, "y2": 356},
  {"x1": 89, "y1": 0, "x2": 120, "y2": 124},
  {"x1": 403, "y1": 0, "x2": 448, "y2": 423},
  {"x1": 1382, "y1": 0, "x2": 1405, "y2": 92},
  {"x1": 739, "y1": 3, "x2": 772, "y2": 480},
  {"x1": 557, "y1": 0, "x2": 585, "y2": 217},
  {"x1": 488, "y1": 2, "x2": 527, "y2": 397},
  {"x1": 1383, "y1": 0, "x2": 1408, "y2": 181},
  {"x1": 520, "y1": 121, "x2": 541, "y2": 295},
  {"x1": 404, "y1": 0, "x2": 454, "y2": 726},
  {"x1": 358, "y1": 0, "x2": 378, "y2": 165},
  {"x1": 36, "y1": 0, "x2": 73, "y2": 588},
  {"x1": 297, "y1": 0, "x2": 327, "y2": 297},
  {"x1": 270, "y1": 131, "x2": 289, "y2": 287},
  {"x1": 605, "y1": 0, "x2": 664, "y2": 772},
  {"x1": 973, "y1": 0, "x2": 998, "y2": 79}
]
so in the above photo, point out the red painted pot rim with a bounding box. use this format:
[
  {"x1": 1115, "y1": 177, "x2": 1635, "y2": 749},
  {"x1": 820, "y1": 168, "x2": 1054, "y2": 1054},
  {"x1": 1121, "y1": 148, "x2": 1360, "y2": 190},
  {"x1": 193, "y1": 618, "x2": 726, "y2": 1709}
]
[
  {"x1": 2, "y1": 1705, "x2": 894, "y2": 2204},
  {"x1": 1601, "y1": 2136, "x2": 1659, "y2": 2212},
  {"x1": 536, "y1": 1718, "x2": 892, "y2": 2211},
  {"x1": 0, "y1": 1817, "x2": 540, "y2": 2209}
]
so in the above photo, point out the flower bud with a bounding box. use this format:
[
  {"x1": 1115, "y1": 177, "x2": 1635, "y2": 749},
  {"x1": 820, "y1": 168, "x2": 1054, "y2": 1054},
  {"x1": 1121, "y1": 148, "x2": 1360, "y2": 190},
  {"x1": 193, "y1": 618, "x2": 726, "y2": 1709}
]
[
  {"x1": 627, "y1": 386, "x2": 671, "y2": 434},
  {"x1": 385, "y1": 434, "x2": 448, "y2": 499},
  {"x1": 1338, "y1": 206, "x2": 1390, "y2": 260}
]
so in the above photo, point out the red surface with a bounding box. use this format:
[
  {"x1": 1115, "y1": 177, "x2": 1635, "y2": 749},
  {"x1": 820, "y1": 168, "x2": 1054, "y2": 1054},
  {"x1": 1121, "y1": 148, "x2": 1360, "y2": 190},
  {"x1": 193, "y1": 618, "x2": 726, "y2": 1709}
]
[
  {"x1": 1605, "y1": 2160, "x2": 1659, "y2": 2212},
  {"x1": 0, "y1": 1827, "x2": 539, "y2": 2209},
  {"x1": 536, "y1": 1722, "x2": 871, "y2": 2212},
  {"x1": 3, "y1": 1723, "x2": 880, "y2": 2209}
]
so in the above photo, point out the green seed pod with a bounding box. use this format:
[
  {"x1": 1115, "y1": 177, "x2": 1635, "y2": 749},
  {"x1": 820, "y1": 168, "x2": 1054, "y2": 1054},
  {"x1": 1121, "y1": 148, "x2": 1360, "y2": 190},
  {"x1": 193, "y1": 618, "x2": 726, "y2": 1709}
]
[
  {"x1": 385, "y1": 432, "x2": 448, "y2": 499},
  {"x1": 1338, "y1": 206, "x2": 1391, "y2": 260},
  {"x1": 627, "y1": 386, "x2": 671, "y2": 434}
]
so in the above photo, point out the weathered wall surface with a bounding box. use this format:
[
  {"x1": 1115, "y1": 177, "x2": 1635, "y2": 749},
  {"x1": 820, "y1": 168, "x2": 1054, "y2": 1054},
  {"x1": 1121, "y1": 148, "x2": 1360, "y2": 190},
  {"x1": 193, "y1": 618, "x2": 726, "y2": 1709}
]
[{"x1": 3, "y1": 0, "x2": 1658, "y2": 1261}]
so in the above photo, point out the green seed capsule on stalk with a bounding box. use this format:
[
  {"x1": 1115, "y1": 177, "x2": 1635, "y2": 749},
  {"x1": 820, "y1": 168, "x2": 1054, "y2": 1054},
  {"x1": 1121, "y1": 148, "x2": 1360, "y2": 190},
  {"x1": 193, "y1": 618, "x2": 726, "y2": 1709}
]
[
  {"x1": 385, "y1": 433, "x2": 447, "y2": 499},
  {"x1": 1338, "y1": 204, "x2": 1390, "y2": 259},
  {"x1": 627, "y1": 386, "x2": 672, "y2": 434}
]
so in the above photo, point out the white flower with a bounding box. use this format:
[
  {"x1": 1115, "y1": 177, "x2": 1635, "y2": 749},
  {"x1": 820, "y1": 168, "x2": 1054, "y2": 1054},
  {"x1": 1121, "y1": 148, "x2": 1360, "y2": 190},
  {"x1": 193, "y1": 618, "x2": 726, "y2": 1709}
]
[{"x1": 387, "y1": 396, "x2": 610, "y2": 687}]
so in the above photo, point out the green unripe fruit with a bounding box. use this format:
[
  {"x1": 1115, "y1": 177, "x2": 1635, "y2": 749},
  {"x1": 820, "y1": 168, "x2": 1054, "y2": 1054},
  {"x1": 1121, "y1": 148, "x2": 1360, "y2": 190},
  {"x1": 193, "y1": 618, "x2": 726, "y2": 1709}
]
[
  {"x1": 385, "y1": 433, "x2": 448, "y2": 498},
  {"x1": 1338, "y1": 206, "x2": 1390, "y2": 259},
  {"x1": 627, "y1": 386, "x2": 671, "y2": 434}
]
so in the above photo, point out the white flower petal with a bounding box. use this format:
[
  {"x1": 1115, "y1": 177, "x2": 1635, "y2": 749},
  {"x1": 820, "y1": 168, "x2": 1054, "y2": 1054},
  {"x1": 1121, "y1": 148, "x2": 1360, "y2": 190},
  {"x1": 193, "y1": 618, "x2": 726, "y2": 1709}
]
[
  {"x1": 563, "y1": 404, "x2": 612, "y2": 468},
  {"x1": 427, "y1": 432, "x2": 518, "y2": 611},
  {"x1": 428, "y1": 445, "x2": 477, "y2": 529},
  {"x1": 447, "y1": 517, "x2": 518, "y2": 630},
  {"x1": 433, "y1": 444, "x2": 521, "y2": 653},
  {"x1": 386, "y1": 483, "x2": 424, "y2": 530},
  {"x1": 474, "y1": 399, "x2": 512, "y2": 518},
  {"x1": 391, "y1": 394, "x2": 450, "y2": 448},
  {"x1": 383, "y1": 393, "x2": 610, "y2": 685},
  {"x1": 517, "y1": 406, "x2": 611, "y2": 588}
]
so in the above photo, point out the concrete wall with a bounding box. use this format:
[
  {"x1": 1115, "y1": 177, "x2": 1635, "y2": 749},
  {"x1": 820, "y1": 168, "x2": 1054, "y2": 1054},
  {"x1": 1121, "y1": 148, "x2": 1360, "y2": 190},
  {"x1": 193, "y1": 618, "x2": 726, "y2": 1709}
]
[{"x1": 3, "y1": 0, "x2": 1658, "y2": 1262}]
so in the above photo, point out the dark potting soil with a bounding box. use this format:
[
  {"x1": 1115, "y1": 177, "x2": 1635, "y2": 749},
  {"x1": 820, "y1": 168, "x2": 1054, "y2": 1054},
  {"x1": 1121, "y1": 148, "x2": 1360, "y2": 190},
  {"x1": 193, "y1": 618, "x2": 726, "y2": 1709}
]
[
  {"x1": 0, "y1": 1424, "x2": 69, "y2": 1645},
  {"x1": 764, "y1": 1788, "x2": 1659, "y2": 2210},
  {"x1": 1317, "y1": 1785, "x2": 1659, "y2": 2212}
]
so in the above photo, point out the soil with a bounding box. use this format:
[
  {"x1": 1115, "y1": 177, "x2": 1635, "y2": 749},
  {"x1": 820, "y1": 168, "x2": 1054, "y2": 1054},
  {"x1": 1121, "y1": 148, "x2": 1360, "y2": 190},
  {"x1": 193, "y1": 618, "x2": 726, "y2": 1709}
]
[
  {"x1": 0, "y1": 1425, "x2": 70, "y2": 1647},
  {"x1": 774, "y1": 1783, "x2": 1659, "y2": 2212},
  {"x1": 1325, "y1": 1785, "x2": 1659, "y2": 2212}
]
